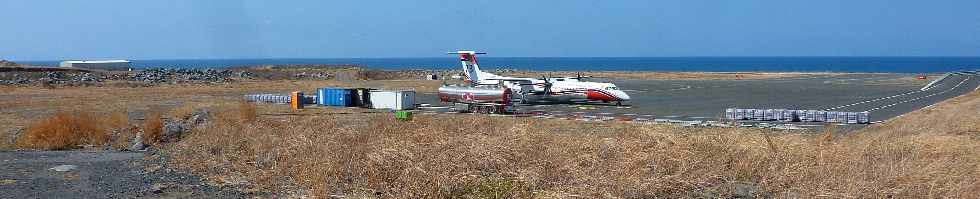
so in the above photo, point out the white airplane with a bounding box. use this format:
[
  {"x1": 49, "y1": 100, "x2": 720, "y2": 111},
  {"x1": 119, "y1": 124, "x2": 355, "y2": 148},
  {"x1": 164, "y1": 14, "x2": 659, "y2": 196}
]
[{"x1": 449, "y1": 50, "x2": 631, "y2": 105}]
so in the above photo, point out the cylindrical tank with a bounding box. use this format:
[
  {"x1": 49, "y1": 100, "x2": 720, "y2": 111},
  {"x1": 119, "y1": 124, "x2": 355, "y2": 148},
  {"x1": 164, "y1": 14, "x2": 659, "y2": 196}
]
[{"x1": 438, "y1": 85, "x2": 511, "y2": 104}]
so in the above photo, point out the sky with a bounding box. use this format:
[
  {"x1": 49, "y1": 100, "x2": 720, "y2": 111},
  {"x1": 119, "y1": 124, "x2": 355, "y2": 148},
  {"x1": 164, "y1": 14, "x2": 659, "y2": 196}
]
[{"x1": 1, "y1": 0, "x2": 979, "y2": 60}]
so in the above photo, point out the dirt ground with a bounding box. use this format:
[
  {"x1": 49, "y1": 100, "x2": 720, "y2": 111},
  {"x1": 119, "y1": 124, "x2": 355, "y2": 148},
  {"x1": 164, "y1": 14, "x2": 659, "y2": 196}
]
[{"x1": 0, "y1": 150, "x2": 252, "y2": 198}]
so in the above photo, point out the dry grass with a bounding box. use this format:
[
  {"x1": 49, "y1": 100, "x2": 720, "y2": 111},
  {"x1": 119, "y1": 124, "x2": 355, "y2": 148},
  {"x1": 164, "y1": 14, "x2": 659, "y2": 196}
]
[
  {"x1": 238, "y1": 101, "x2": 257, "y2": 123},
  {"x1": 2, "y1": 78, "x2": 977, "y2": 197},
  {"x1": 142, "y1": 112, "x2": 164, "y2": 145},
  {"x1": 14, "y1": 111, "x2": 106, "y2": 150},
  {"x1": 165, "y1": 91, "x2": 980, "y2": 198}
]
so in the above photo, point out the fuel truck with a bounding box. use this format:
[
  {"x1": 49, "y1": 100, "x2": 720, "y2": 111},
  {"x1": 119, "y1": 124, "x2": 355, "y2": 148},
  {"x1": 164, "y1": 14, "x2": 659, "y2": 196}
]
[{"x1": 437, "y1": 85, "x2": 515, "y2": 114}]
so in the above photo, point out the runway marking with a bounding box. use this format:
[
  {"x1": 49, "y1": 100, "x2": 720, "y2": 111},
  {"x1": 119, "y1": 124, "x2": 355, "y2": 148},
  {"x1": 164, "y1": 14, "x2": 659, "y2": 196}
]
[
  {"x1": 865, "y1": 76, "x2": 971, "y2": 112},
  {"x1": 825, "y1": 90, "x2": 923, "y2": 111},
  {"x1": 828, "y1": 75, "x2": 970, "y2": 111}
]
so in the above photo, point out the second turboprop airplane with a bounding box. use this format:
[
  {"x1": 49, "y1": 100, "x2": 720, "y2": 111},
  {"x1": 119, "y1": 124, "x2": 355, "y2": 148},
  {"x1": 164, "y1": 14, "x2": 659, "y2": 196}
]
[{"x1": 449, "y1": 50, "x2": 631, "y2": 105}]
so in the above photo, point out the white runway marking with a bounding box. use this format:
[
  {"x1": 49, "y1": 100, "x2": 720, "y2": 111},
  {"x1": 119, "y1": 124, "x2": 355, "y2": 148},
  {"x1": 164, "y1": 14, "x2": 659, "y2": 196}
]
[
  {"x1": 865, "y1": 76, "x2": 971, "y2": 112},
  {"x1": 825, "y1": 90, "x2": 923, "y2": 111}
]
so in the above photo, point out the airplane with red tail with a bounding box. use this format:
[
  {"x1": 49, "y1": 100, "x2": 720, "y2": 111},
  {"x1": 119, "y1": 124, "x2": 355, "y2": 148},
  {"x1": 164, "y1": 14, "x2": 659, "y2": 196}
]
[{"x1": 449, "y1": 50, "x2": 631, "y2": 105}]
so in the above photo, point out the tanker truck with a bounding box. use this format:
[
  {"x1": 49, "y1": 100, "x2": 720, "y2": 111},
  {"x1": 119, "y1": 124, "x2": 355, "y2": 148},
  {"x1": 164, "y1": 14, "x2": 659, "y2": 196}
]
[{"x1": 438, "y1": 85, "x2": 515, "y2": 114}]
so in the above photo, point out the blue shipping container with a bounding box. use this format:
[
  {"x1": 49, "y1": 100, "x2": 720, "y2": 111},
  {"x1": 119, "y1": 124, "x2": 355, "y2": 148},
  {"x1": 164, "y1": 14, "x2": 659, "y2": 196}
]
[{"x1": 318, "y1": 88, "x2": 354, "y2": 106}]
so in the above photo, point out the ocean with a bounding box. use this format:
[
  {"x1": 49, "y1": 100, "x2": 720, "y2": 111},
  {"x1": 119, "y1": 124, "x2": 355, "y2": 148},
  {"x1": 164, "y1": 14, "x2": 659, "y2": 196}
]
[{"x1": 17, "y1": 57, "x2": 980, "y2": 73}]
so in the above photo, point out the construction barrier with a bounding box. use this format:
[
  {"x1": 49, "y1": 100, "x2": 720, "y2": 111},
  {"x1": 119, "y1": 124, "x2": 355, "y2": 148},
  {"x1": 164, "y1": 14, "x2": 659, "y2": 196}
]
[
  {"x1": 244, "y1": 94, "x2": 291, "y2": 104},
  {"x1": 726, "y1": 108, "x2": 871, "y2": 124}
]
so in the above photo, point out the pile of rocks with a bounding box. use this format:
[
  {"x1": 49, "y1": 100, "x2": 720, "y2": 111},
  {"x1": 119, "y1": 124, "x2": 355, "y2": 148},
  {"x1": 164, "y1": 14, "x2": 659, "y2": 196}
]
[
  {"x1": 0, "y1": 72, "x2": 105, "y2": 86},
  {"x1": 129, "y1": 110, "x2": 210, "y2": 151},
  {"x1": 129, "y1": 68, "x2": 238, "y2": 84}
]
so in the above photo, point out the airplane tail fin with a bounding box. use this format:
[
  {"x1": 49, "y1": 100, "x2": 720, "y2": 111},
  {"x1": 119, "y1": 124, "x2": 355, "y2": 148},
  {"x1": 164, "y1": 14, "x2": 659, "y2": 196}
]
[{"x1": 448, "y1": 51, "x2": 486, "y2": 83}]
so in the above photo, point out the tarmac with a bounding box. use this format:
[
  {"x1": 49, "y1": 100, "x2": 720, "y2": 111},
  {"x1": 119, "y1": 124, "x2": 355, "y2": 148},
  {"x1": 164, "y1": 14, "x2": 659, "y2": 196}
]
[{"x1": 416, "y1": 73, "x2": 980, "y2": 129}]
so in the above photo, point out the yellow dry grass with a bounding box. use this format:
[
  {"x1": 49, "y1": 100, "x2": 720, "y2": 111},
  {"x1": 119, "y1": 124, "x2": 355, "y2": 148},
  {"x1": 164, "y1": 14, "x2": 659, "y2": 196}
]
[
  {"x1": 14, "y1": 111, "x2": 106, "y2": 150},
  {"x1": 165, "y1": 91, "x2": 980, "y2": 198}
]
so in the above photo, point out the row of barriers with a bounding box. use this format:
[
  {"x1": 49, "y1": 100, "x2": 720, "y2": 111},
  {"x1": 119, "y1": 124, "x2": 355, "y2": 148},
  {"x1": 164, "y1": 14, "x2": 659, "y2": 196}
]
[
  {"x1": 726, "y1": 108, "x2": 870, "y2": 124},
  {"x1": 244, "y1": 94, "x2": 316, "y2": 105}
]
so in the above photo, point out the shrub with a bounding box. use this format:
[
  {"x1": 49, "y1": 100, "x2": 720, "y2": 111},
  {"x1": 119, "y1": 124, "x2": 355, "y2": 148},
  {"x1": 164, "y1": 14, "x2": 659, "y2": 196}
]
[
  {"x1": 142, "y1": 112, "x2": 164, "y2": 145},
  {"x1": 15, "y1": 111, "x2": 106, "y2": 150}
]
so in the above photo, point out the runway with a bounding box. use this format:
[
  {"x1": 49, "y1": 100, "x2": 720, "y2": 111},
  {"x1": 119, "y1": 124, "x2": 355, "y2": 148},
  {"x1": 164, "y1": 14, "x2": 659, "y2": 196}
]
[{"x1": 416, "y1": 73, "x2": 979, "y2": 127}]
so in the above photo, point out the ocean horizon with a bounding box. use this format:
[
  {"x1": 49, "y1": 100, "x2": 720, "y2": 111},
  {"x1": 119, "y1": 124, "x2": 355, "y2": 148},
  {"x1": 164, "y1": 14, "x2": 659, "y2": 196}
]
[{"x1": 16, "y1": 56, "x2": 980, "y2": 73}]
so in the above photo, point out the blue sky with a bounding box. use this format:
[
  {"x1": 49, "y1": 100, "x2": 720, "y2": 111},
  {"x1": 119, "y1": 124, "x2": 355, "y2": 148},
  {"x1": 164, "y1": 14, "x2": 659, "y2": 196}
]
[{"x1": 1, "y1": 0, "x2": 979, "y2": 60}]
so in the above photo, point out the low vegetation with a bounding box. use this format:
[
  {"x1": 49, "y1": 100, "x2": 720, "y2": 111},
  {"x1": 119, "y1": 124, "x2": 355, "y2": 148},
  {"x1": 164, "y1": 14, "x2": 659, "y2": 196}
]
[
  {"x1": 15, "y1": 111, "x2": 107, "y2": 150},
  {"x1": 163, "y1": 92, "x2": 980, "y2": 198},
  {"x1": 4, "y1": 78, "x2": 977, "y2": 197}
]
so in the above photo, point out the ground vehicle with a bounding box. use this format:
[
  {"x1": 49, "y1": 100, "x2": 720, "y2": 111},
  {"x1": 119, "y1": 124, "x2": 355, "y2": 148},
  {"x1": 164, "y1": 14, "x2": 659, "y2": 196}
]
[{"x1": 437, "y1": 85, "x2": 514, "y2": 114}]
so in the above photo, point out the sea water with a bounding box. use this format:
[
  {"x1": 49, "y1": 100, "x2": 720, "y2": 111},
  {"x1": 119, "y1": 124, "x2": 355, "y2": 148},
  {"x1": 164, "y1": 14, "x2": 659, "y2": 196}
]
[{"x1": 18, "y1": 57, "x2": 980, "y2": 73}]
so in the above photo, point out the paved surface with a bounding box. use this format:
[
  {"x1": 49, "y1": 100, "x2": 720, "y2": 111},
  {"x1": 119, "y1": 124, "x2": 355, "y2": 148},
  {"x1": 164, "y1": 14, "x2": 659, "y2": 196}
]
[
  {"x1": 0, "y1": 151, "x2": 249, "y2": 199},
  {"x1": 416, "y1": 73, "x2": 979, "y2": 127}
]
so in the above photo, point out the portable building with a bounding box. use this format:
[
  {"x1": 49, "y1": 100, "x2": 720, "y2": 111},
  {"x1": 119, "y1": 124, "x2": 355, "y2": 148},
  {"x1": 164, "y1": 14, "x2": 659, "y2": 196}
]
[
  {"x1": 290, "y1": 92, "x2": 304, "y2": 110},
  {"x1": 725, "y1": 108, "x2": 735, "y2": 120},
  {"x1": 370, "y1": 90, "x2": 416, "y2": 110},
  {"x1": 318, "y1": 88, "x2": 353, "y2": 106},
  {"x1": 60, "y1": 60, "x2": 131, "y2": 71}
]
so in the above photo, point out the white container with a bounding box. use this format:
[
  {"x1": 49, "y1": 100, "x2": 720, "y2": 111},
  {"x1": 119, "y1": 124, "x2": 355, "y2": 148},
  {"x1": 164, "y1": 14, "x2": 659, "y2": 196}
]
[{"x1": 370, "y1": 90, "x2": 416, "y2": 110}]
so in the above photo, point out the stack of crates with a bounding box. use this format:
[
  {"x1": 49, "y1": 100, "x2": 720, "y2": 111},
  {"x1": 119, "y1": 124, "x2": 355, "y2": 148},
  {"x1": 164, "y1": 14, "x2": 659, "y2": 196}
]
[
  {"x1": 773, "y1": 109, "x2": 785, "y2": 121},
  {"x1": 801, "y1": 110, "x2": 815, "y2": 122},
  {"x1": 857, "y1": 112, "x2": 871, "y2": 124},
  {"x1": 845, "y1": 112, "x2": 858, "y2": 124},
  {"x1": 244, "y1": 94, "x2": 290, "y2": 104},
  {"x1": 722, "y1": 108, "x2": 871, "y2": 124},
  {"x1": 825, "y1": 111, "x2": 839, "y2": 123},
  {"x1": 814, "y1": 111, "x2": 827, "y2": 122},
  {"x1": 782, "y1": 109, "x2": 797, "y2": 122},
  {"x1": 763, "y1": 109, "x2": 775, "y2": 121}
]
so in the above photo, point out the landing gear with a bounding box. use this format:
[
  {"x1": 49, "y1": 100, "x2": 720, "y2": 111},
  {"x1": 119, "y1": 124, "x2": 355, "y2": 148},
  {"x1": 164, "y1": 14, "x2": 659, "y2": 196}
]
[{"x1": 616, "y1": 101, "x2": 623, "y2": 106}]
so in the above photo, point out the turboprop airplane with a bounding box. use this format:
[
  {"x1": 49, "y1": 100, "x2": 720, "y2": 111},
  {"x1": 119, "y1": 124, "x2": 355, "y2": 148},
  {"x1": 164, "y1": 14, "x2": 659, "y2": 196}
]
[{"x1": 448, "y1": 50, "x2": 631, "y2": 105}]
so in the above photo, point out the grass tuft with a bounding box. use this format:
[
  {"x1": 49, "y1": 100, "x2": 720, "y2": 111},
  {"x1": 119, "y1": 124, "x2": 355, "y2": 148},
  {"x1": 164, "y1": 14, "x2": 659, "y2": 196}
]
[
  {"x1": 142, "y1": 112, "x2": 164, "y2": 145},
  {"x1": 15, "y1": 111, "x2": 106, "y2": 150}
]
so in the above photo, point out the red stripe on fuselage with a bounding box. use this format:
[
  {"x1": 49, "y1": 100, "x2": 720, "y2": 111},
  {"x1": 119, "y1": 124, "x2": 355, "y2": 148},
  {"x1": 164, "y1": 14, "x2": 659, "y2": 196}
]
[{"x1": 586, "y1": 89, "x2": 621, "y2": 101}]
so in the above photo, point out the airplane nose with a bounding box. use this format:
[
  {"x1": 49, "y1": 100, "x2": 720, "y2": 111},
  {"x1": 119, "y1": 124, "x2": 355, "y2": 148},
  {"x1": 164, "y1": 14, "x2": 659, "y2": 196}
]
[{"x1": 615, "y1": 90, "x2": 630, "y2": 101}]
